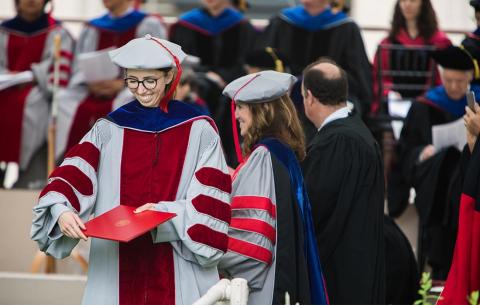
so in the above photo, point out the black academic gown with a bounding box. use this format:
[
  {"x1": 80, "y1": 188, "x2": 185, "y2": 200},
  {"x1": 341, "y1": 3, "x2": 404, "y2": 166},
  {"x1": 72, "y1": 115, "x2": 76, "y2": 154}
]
[
  {"x1": 387, "y1": 99, "x2": 462, "y2": 279},
  {"x1": 169, "y1": 9, "x2": 257, "y2": 84},
  {"x1": 302, "y1": 115, "x2": 385, "y2": 305},
  {"x1": 384, "y1": 215, "x2": 419, "y2": 305},
  {"x1": 169, "y1": 9, "x2": 257, "y2": 167},
  {"x1": 261, "y1": 17, "x2": 372, "y2": 116}
]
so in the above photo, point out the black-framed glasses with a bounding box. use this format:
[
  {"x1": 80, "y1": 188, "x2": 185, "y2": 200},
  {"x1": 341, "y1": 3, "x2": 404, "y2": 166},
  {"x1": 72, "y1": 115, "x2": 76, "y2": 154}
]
[{"x1": 124, "y1": 77, "x2": 159, "y2": 90}]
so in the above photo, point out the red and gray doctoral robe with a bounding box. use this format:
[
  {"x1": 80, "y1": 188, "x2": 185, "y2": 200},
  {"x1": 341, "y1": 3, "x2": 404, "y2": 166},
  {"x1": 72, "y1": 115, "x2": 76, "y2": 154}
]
[
  {"x1": 56, "y1": 9, "x2": 167, "y2": 159},
  {"x1": 219, "y1": 138, "x2": 329, "y2": 305},
  {"x1": 0, "y1": 14, "x2": 74, "y2": 168},
  {"x1": 31, "y1": 100, "x2": 231, "y2": 305}
]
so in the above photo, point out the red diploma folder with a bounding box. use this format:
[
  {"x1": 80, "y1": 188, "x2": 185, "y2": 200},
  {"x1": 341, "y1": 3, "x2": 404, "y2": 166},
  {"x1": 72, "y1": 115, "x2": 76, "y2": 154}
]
[{"x1": 83, "y1": 205, "x2": 176, "y2": 242}]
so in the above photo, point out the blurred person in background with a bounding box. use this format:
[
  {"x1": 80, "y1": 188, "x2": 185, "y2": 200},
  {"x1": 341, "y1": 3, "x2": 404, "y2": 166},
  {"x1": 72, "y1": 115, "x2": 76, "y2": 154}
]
[
  {"x1": 169, "y1": 0, "x2": 258, "y2": 167},
  {"x1": 461, "y1": 0, "x2": 480, "y2": 86},
  {"x1": 388, "y1": 46, "x2": 480, "y2": 280},
  {"x1": 55, "y1": 0, "x2": 167, "y2": 160},
  {"x1": 260, "y1": 0, "x2": 372, "y2": 117},
  {"x1": 371, "y1": 0, "x2": 451, "y2": 115},
  {"x1": 0, "y1": 0, "x2": 74, "y2": 188}
]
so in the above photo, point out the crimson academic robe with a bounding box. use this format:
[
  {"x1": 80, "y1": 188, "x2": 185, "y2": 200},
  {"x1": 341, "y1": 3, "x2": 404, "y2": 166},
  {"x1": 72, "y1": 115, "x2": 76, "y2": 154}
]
[
  {"x1": 31, "y1": 100, "x2": 231, "y2": 305},
  {"x1": 0, "y1": 13, "x2": 74, "y2": 168},
  {"x1": 55, "y1": 9, "x2": 166, "y2": 159}
]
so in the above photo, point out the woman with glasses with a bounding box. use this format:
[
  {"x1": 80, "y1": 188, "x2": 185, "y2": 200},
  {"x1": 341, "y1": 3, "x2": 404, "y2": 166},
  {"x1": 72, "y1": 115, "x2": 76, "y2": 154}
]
[{"x1": 31, "y1": 35, "x2": 231, "y2": 305}]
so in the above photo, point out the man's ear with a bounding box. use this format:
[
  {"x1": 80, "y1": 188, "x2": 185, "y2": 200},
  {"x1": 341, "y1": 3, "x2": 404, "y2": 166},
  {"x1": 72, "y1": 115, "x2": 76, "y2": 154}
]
[{"x1": 305, "y1": 89, "x2": 314, "y2": 106}]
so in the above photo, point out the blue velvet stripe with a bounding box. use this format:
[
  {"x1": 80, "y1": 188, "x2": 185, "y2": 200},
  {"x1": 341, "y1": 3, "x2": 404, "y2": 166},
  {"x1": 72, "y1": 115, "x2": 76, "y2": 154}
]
[
  {"x1": 107, "y1": 100, "x2": 207, "y2": 132},
  {"x1": 1, "y1": 13, "x2": 57, "y2": 33},
  {"x1": 280, "y1": 6, "x2": 349, "y2": 31},
  {"x1": 474, "y1": 27, "x2": 480, "y2": 37},
  {"x1": 425, "y1": 84, "x2": 480, "y2": 118},
  {"x1": 179, "y1": 8, "x2": 244, "y2": 35},
  {"x1": 258, "y1": 138, "x2": 329, "y2": 305},
  {"x1": 88, "y1": 10, "x2": 147, "y2": 32}
]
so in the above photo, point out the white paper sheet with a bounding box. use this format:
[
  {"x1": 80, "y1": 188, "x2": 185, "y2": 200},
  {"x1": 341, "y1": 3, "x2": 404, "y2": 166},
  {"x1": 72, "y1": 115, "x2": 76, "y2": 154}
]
[
  {"x1": 0, "y1": 71, "x2": 34, "y2": 91},
  {"x1": 432, "y1": 118, "x2": 467, "y2": 151},
  {"x1": 76, "y1": 48, "x2": 120, "y2": 83}
]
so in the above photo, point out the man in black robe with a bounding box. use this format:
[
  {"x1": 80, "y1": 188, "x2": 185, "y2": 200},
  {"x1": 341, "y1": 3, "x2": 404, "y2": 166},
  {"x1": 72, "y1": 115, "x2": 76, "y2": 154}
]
[
  {"x1": 388, "y1": 46, "x2": 480, "y2": 279},
  {"x1": 301, "y1": 58, "x2": 385, "y2": 304},
  {"x1": 259, "y1": 0, "x2": 372, "y2": 116}
]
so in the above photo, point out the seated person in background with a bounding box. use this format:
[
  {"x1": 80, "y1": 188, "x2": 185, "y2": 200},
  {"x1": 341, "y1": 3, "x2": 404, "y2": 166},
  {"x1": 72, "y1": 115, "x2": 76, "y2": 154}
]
[
  {"x1": 219, "y1": 70, "x2": 329, "y2": 305},
  {"x1": 176, "y1": 68, "x2": 210, "y2": 115},
  {"x1": 388, "y1": 46, "x2": 480, "y2": 280},
  {"x1": 55, "y1": 0, "x2": 167, "y2": 159},
  {"x1": 371, "y1": 0, "x2": 451, "y2": 115},
  {"x1": 169, "y1": 0, "x2": 257, "y2": 88},
  {"x1": 0, "y1": 0, "x2": 74, "y2": 188},
  {"x1": 169, "y1": 0, "x2": 257, "y2": 167},
  {"x1": 461, "y1": 0, "x2": 480, "y2": 86},
  {"x1": 260, "y1": 0, "x2": 372, "y2": 117}
]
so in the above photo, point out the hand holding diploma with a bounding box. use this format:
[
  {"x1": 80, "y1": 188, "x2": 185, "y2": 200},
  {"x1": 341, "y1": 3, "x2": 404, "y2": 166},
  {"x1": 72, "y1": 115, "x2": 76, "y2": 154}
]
[{"x1": 58, "y1": 211, "x2": 87, "y2": 241}]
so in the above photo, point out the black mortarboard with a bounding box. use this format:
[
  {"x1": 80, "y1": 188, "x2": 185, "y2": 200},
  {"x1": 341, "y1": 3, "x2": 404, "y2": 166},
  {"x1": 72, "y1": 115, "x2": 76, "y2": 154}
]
[
  {"x1": 470, "y1": 0, "x2": 480, "y2": 10},
  {"x1": 245, "y1": 48, "x2": 288, "y2": 72},
  {"x1": 433, "y1": 45, "x2": 475, "y2": 71}
]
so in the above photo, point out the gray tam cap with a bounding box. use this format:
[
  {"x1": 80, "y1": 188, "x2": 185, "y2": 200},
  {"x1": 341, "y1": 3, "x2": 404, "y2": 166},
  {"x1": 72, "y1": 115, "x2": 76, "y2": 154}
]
[
  {"x1": 222, "y1": 70, "x2": 297, "y2": 103},
  {"x1": 108, "y1": 34, "x2": 187, "y2": 69}
]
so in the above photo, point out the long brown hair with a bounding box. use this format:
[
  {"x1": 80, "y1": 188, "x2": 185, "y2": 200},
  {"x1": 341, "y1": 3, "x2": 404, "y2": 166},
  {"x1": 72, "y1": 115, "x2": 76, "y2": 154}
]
[
  {"x1": 389, "y1": 0, "x2": 438, "y2": 41},
  {"x1": 240, "y1": 95, "x2": 306, "y2": 161}
]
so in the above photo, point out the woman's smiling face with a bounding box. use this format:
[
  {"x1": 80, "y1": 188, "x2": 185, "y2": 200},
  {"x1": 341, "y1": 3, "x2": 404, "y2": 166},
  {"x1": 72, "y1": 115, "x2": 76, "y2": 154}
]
[
  {"x1": 235, "y1": 102, "x2": 253, "y2": 136},
  {"x1": 125, "y1": 69, "x2": 173, "y2": 108}
]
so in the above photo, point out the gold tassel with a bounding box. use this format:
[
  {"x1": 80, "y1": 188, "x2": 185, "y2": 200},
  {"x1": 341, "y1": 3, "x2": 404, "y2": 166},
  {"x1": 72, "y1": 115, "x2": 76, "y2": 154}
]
[
  {"x1": 460, "y1": 44, "x2": 480, "y2": 79},
  {"x1": 265, "y1": 47, "x2": 284, "y2": 72}
]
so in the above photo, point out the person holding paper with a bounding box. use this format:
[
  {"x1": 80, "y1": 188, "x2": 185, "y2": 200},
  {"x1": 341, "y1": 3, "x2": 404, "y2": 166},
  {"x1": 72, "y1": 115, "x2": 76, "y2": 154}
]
[
  {"x1": 31, "y1": 35, "x2": 231, "y2": 305},
  {"x1": 55, "y1": 0, "x2": 167, "y2": 160},
  {"x1": 388, "y1": 45, "x2": 480, "y2": 280},
  {"x1": 0, "y1": 0, "x2": 74, "y2": 186},
  {"x1": 217, "y1": 70, "x2": 329, "y2": 305}
]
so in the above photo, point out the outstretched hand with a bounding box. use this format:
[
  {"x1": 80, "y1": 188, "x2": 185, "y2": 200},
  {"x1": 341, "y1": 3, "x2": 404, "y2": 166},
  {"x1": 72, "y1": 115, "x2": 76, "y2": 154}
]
[{"x1": 58, "y1": 211, "x2": 87, "y2": 241}]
